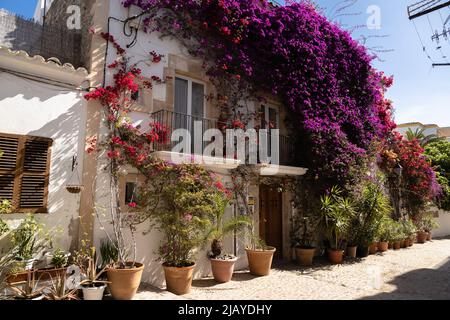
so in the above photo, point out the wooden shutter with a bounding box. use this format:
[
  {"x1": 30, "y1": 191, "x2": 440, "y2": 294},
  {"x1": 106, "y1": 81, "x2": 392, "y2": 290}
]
[
  {"x1": 0, "y1": 133, "x2": 52, "y2": 213},
  {"x1": 0, "y1": 135, "x2": 19, "y2": 202}
]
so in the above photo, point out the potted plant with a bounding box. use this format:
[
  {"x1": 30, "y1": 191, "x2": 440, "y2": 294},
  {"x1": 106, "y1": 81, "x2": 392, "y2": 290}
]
[
  {"x1": 422, "y1": 213, "x2": 439, "y2": 241},
  {"x1": 391, "y1": 221, "x2": 403, "y2": 250},
  {"x1": 377, "y1": 217, "x2": 392, "y2": 252},
  {"x1": 140, "y1": 163, "x2": 227, "y2": 294},
  {"x1": 6, "y1": 270, "x2": 45, "y2": 300},
  {"x1": 320, "y1": 187, "x2": 354, "y2": 264},
  {"x1": 291, "y1": 213, "x2": 320, "y2": 265},
  {"x1": 74, "y1": 245, "x2": 109, "y2": 300},
  {"x1": 353, "y1": 180, "x2": 391, "y2": 257},
  {"x1": 10, "y1": 215, "x2": 45, "y2": 270},
  {"x1": 43, "y1": 273, "x2": 79, "y2": 300},
  {"x1": 204, "y1": 195, "x2": 251, "y2": 283},
  {"x1": 402, "y1": 219, "x2": 417, "y2": 247},
  {"x1": 44, "y1": 248, "x2": 71, "y2": 268},
  {"x1": 245, "y1": 232, "x2": 276, "y2": 276}
]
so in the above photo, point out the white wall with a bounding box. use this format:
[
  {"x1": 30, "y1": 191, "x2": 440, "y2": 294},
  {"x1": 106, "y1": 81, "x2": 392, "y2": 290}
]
[
  {"x1": 432, "y1": 209, "x2": 450, "y2": 238},
  {"x1": 0, "y1": 71, "x2": 87, "y2": 251}
]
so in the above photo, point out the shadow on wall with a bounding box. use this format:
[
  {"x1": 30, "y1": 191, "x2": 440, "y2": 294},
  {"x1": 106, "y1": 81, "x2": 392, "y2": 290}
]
[
  {"x1": 0, "y1": 85, "x2": 86, "y2": 252},
  {"x1": 361, "y1": 256, "x2": 450, "y2": 300},
  {"x1": 29, "y1": 102, "x2": 86, "y2": 252}
]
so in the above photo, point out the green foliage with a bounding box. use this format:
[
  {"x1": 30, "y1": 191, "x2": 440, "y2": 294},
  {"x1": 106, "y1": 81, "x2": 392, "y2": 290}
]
[
  {"x1": 0, "y1": 199, "x2": 13, "y2": 214},
  {"x1": 389, "y1": 220, "x2": 406, "y2": 242},
  {"x1": 74, "y1": 246, "x2": 109, "y2": 287},
  {"x1": 377, "y1": 216, "x2": 393, "y2": 242},
  {"x1": 352, "y1": 180, "x2": 392, "y2": 246},
  {"x1": 0, "y1": 218, "x2": 9, "y2": 236},
  {"x1": 139, "y1": 162, "x2": 230, "y2": 267},
  {"x1": 401, "y1": 219, "x2": 417, "y2": 238},
  {"x1": 50, "y1": 249, "x2": 69, "y2": 268},
  {"x1": 405, "y1": 128, "x2": 444, "y2": 147},
  {"x1": 11, "y1": 215, "x2": 44, "y2": 261},
  {"x1": 204, "y1": 194, "x2": 251, "y2": 258},
  {"x1": 425, "y1": 140, "x2": 450, "y2": 211},
  {"x1": 415, "y1": 212, "x2": 439, "y2": 232},
  {"x1": 100, "y1": 239, "x2": 120, "y2": 267},
  {"x1": 320, "y1": 186, "x2": 355, "y2": 250}
]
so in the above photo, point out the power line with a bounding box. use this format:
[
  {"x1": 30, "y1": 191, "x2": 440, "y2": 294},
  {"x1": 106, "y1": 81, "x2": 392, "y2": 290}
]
[{"x1": 408, "y1": 0, "x2": 450, "y2": 20}]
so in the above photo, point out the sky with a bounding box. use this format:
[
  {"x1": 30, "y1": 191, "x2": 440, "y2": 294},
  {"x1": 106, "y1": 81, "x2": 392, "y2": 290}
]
[
  {"x1": 0, "y1": 0, "x2": 37, "y2": 18},
  {"x1": 0, "y1": 0, "x2": 449, "y2": 127}
]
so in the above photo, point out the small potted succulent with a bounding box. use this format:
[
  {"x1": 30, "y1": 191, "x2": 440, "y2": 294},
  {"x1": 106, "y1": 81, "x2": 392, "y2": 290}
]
[
  {"x1": 320, "y1": 187, "x2": 354, "y2": 264},
  {"x1": 74, "y1": 246, "x2": 109, "y2": 300},
  {"x1": 204, "y1": 195, "x2": 251, "y2": 283}
]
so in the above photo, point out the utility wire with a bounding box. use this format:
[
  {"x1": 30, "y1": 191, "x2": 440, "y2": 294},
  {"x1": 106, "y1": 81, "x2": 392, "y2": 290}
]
[{"x1": 413, "y1": 20, "x2": 436, "y2": 63}]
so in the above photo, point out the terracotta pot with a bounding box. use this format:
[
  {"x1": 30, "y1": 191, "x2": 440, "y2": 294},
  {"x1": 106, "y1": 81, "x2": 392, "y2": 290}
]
[
  {"x1": 357, "y1": 246, "x2": 370, "y2": 257},
  {"x1": 107, "y1": 262, "x2": 144, "y2": 300},
  {"x1": 369, "y1": 242, "x2": 378, "y2": 254},
  {"x1": 246, "y1": 247, "x2": 276, "y2": 276},
  {"x1": 346, "y1": 246, "x2": 357, "y2": 258},
  {"x1": 393, "y1": 241, "x2": 401, "y2": 250},
  {"x1": 378, "y1": 241, "x2": 389, "y2": 252},
  {"x1": 295, "y1": 247, "x2": 316, "y2": 266},
  {"x1": 327, "y1": 249, "x2": 344, "y2": 264},
  {"x1": 409, "y1": 238, "x2": 414, "y2": 247},
  {"x1": 401, "y1": 239, "x2": 407, "y2": 248},
  {"x1": 388, "y1": 242, "x2": 394, "y2": 249},
  {"x1": 417, "y1": 231, "x2": 427, "y2": 244},
  {"x1": 163, "y1": 263, "x2": 196, "y2": 295},
  {"x1": 210, "y1": 257, "x2": 237, "y2": 283},
  {"x1": 426, "y1": 232, "x2": 431, "y2": 241}
]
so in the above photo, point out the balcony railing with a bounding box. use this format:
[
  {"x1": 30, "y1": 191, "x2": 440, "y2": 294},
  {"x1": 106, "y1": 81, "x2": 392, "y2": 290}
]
[{"x1": 150, "y1": 110, "x2": 297, "y2": 166}]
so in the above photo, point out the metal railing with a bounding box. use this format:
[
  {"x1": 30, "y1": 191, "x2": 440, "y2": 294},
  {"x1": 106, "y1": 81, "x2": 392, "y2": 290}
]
[{"x1": 150, "y1": 109, "x2": 297, "y2": 166}]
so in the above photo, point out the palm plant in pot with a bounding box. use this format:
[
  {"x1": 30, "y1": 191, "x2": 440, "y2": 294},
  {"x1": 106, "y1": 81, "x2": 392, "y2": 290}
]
[
  {"x1": 204, "y1": 195, "x2": 251, "y2": 283},
  {"x1": 320, "y1": 186, "x2": 354, "y2": 264},
  {"x1": 291, "y1": 213, "x2": 320, "y2": 266},
  {"x1": 140, "y1": 163, "x2": 227, "y2": 295}
]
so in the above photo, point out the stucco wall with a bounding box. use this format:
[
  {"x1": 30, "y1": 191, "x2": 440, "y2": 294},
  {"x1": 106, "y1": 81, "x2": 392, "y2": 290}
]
[
  {"x1": 432, "y1": 209, "x2": 450, "y2": 238},
  {"x1": 0, "y1": 71, "x2": 87, "y2": 252}
]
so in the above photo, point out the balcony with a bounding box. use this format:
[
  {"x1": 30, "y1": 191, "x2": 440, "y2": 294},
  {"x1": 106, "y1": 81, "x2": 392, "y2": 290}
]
[{"x1": 150, "y1": 110, "x2": 298, "y2": 167}]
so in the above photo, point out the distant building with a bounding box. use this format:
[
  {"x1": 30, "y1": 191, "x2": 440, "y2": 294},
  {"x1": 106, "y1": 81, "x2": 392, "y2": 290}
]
[{"x1": 396, "y1": 122, "x2": 450, "y2": 142}]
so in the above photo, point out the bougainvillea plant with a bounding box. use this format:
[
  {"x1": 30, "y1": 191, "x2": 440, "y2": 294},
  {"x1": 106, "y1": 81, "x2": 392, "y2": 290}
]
[
  {"x1": 85, "y1": 32, "x2": 232, "y2": 268},
  {"x1": 379, "y1": 132, "x2": 442, "y2": 219},
  {"x1": 84, "y1": 32, "x2": 170, "y2": 268},
  {"x1": 122, "y1": 0, "x2": 396, "y2": 189}
]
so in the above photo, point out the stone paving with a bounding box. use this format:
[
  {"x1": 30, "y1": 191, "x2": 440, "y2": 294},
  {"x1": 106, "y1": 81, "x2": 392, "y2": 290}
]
[{"x1": 134, "y1": 237, "x2": 450, "y2": 300}]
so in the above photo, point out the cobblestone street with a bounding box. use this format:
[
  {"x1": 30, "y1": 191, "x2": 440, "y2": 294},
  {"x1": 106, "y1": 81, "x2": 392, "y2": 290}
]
[{"x1": 135, "y1": 237, "x2": 450, "y2": 300}]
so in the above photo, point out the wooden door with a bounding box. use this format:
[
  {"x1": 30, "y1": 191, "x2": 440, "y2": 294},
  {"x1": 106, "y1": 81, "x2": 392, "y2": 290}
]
[{"x1": 259, "y1": 185, "x2": 283, "y2": 259}]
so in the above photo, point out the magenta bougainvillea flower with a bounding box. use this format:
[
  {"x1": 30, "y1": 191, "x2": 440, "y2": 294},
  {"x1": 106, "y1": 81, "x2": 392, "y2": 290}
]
[{"x1": 122, "y1": 0, "x2": 396, "y2": 186}]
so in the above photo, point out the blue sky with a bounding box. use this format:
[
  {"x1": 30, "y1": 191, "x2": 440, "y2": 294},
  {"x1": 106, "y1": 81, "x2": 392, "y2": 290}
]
[
  {"x1": 0, "y1": 0, "x2": 37, "y2": 18},
  {"x1": 1, "y1": 0, "x2": 449, "y2": 126}
]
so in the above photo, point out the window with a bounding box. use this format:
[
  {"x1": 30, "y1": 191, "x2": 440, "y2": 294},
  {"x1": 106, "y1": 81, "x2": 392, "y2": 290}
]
[
  {"x1": 0, "y1": 133, "x2": 52, "y2": 213},
  {"x1": 174, "y1": 76, "x2": 206, "y2": 154},
  {"x1": 260, "y1": 105, "x2": 280, "y2": 164},
  {"x1": 119, "y1": 173, "x2": 145, "y2": 212}
]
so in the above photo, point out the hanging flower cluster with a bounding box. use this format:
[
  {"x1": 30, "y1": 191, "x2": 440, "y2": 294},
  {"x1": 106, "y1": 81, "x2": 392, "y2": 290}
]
[{"x1": 122, "y1": 0, "x2": 396, "y2": 186}]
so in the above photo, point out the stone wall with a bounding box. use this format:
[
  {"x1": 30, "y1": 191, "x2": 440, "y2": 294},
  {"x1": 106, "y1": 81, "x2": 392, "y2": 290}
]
[{"x1": 0, "y1": 1, "x2": 94, "y2": 69}]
